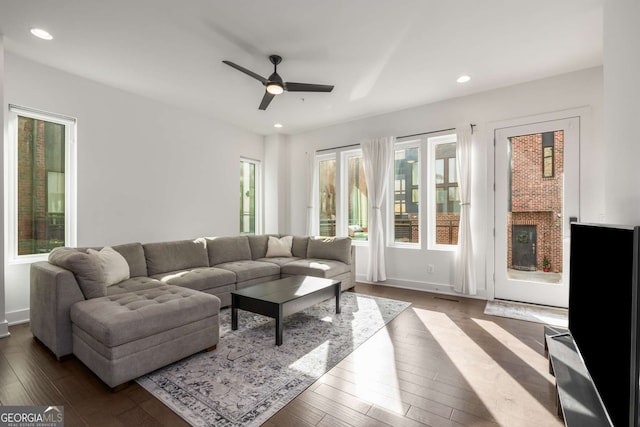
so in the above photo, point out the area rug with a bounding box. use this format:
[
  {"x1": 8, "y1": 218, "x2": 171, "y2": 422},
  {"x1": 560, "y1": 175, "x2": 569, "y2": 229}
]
[
  {"x1": 136, "y1": 292, "x2": 411, "y2": 427},
  {"x1": 484, "y1": 299, "x2": 568, "y2": 327}
]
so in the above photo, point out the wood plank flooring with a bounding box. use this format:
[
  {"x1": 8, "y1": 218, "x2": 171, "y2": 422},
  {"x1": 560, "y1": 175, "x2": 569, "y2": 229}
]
[{"x1": 0, "y1": 284, "x2": 563, "y2": 426}]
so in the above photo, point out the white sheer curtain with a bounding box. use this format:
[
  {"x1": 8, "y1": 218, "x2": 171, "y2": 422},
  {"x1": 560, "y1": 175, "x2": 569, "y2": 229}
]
[
  {"x1": 361, "y1": 136, "x2": 395, "y2": 282},
  {"x1": 305, "y1": 151, "x2": 318, "y2": 236},
  {"x1": 454, "y1": 125, "x2": 476, "y2": 294}
]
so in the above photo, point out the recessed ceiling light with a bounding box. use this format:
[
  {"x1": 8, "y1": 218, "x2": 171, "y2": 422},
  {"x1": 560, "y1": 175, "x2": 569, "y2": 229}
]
[
  {"x1": 274, "y1": 123, "x2": 283, "y2": 128},
  {"x1": 457, "y1": 75, "x2": 471, "y2": 83},
  {"x1": 30, "y1": 28, "x2": 53, "y2": 40}
]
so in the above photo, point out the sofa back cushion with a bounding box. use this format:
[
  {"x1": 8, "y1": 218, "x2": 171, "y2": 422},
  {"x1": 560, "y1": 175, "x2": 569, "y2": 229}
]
[
  {"x1": 291, "y1": 236, "x2": 309, "y2": 258},
  {"x1": 247, "y1": 235, "x2": 269, "y2": 260},
  {"x1": 206, "y1": 236, "x2": 251, "y2": 265},
  {"x1": 48, "y1": 247, "x2": 105, "y2": 299},
  {"x1": 307, "y1": 237, "x2": 352, "y2": 264},
  {"x1": 112, "y1": 242, "x2": 147, "y2": 277},
  {"x1": 143, "y1": 239, "x2": 209, "y2": 276}
]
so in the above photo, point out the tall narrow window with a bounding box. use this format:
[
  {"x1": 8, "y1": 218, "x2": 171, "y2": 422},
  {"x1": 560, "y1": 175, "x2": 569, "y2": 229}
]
[
  {"x1": 344, "y1": 150, "x2": 368, "y2": 241},
  {"x1": 542, "y1": 131, "x2": 555, "y2": 178},
  {"x1": 240, "y1": 158, "x2": 260, "y2": 235},
  {"x1": 10, "y1": 105, "x2": 76, "y2": 258},
  {"x1": 391, "y1": 142, "x2": 420, "y2": 244},
  {"x1": 429, "y1": 134, "x2": 459, "y2": 248},
  {"x1": 317, "y1": 154, "x2": 336, "y2": 237}
]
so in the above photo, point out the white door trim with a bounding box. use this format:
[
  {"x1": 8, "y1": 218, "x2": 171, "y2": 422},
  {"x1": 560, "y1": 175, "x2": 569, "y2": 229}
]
[{"x1": 485, "y1": 106, "x2": 592, "y2": 302}]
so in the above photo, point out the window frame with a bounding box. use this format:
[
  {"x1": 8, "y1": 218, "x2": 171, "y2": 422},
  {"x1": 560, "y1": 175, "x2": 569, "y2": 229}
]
[
  {"x1": 427, "y1": 133, "x2": 459, "y2": 251},
  {"x1": 340, "y1": 148, "x2": 368, "y2": 244},
  {"x1": 387, "y1": 139, "x2": 422, "y2": 248},
  {"x1": 7, "y1": 105, "x2": 77, "y2": 263},
  {"x1": 316, "y1": 152, "x2": 338, "y2": 237},
  {"x1": 239, "y1": 157, "x2": 262, "y2": 235}
]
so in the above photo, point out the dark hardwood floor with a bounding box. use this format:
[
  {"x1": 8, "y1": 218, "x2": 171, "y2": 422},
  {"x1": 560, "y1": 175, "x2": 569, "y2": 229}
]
[{"x1": 0, "y1": 284, "x2": 563, "y2": 426}]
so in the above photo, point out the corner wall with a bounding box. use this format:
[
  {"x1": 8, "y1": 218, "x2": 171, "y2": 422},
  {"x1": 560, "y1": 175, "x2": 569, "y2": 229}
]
[
  {"x1": 0, "y1": 37, "x2": 8, "y2": 337},
  {"x1": 3, "y1": 53, "x2": 264, "y2": 324},
  {"x1": 603, "y1": 0, "x2": 640, "y2": 225}
]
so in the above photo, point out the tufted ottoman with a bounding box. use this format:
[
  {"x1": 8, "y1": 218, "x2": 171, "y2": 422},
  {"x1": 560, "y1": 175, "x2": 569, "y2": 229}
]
[{"x1": 70, "y1": 284, "x2": 219, "y2": 389}]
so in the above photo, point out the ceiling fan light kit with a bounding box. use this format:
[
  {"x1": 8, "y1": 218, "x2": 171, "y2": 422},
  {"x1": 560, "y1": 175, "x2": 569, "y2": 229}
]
[{"x1": 222, "y1": 54, "x2": 334, "y2": 110}]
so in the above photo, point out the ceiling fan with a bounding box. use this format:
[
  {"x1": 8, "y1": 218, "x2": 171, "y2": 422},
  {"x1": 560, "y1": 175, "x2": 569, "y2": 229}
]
[{"x1": 222, "y1": 54, "x2": 334, "y2": 110}]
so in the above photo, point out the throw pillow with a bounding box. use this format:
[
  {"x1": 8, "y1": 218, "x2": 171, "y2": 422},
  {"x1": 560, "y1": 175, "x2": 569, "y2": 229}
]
[
  {"x1": 49, "y1": 247, "x2": 106, "y2": 299},
  {"x1": 87, "y1": 246, "x2": 130, "y2": 287},
  {"x1": 266, "y1": 235, "x2": 293, "y2": 257}
]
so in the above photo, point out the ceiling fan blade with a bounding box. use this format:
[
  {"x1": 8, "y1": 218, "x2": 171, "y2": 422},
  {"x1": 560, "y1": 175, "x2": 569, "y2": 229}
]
[
  {"x1": 285, "y1": 82, "x2": 334, "y2": 92},
  {"x1": 259, "y1": 91, "x2": 275, "y2": 110},
  {"x1": 222, "y1": 60, "x2": 268, "y2": 85}
]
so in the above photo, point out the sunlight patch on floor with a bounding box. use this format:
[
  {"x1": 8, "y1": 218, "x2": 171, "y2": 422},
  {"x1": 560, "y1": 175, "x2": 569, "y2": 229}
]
[
  {"x1": 472, "y1": 317, "x2": 554, "y2": 380},
  {"x1": 413, "y1": 308, "x2": 553, "y2": 425},
  {"x1": 347, "y1": 328, "x2": 405, "y2": 414},
  {"x1": 289, "y1": 340, "x2": 329, "y2": 376}
]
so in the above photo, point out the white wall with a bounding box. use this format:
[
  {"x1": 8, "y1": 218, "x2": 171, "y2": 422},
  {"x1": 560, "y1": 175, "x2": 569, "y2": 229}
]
[
  {"x1": 288, "y1": 67, "x2": 604, "y2": 298},
  {"x1": 0, "y1": 37, "x2": 8, "y2": 337},
  {"x1": 264, "y1": 133, "x2": 289, "y2": 234},
  {"x1": 603, "y1": 0, "x2": 640, "y2": 225},
  {"x1": 3, "y1": 53, "x2": 264, "y2": 324}
]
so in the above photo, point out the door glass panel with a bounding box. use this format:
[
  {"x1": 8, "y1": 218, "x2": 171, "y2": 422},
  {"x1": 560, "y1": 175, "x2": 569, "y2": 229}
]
[{"x1": 506, "y1": 131, "x2": 563, "y2": 284}]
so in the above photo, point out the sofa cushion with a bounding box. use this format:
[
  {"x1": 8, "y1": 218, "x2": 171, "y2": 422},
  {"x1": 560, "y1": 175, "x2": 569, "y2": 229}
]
[
  {"x1": 256, "y1": 257, "x2": 300, "y2": 267},
  {"x1": 143, "y1": 239, "x2": 209, "y2": 276},
  {"x1": 87, "y1": 247, "x2": 130, "y2": 287},
  {"x1": 266, "y1": 235, "x2": 293, "y2": 257},
  {"x1": 307, "y1": 237, "x2": 352, "y2": 264},
  {"x1": 280, "y1": 258, "x2": 351, "y2": 278},
  {"x1": 247, "y1": 235, "x2": 268, "y2": 260},
  {"x1": 291, "y1": 236, "x2": 309, "y2": 258},
  {"x1": 150, "y1": 267, "x2": 236, "y2": 292},
  {"x1": 213, "y1": 260, "x2": 279, "y2": 283},
  {"x1": 107, "y1": 276, "x2": 165, "y2": 295},
  {"x1": 49, "y1": 247, "x2": 105, "y2": 299},
  {"x1": 206, "y1": 236, "x2": 251, "y2": 265},
  {"x1": 112, "y1": 242, "x2": 147, "y2": 277}
]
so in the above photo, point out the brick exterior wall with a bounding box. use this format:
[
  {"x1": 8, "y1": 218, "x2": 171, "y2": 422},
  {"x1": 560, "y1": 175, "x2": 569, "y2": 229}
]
[
  {"x1": 17, "y1": 118, "x2": 47, "y2": 255},
  {"x1": 508, "y1": 131, "x2": 564, "y2": 272},
  {"x1": 436, "y1": 213, "x2": 459, "y2": 245}
]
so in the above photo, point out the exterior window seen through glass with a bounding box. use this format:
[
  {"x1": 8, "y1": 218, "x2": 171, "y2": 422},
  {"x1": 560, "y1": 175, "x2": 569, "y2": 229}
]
[
  {"x1": 17, "y1": 115, "x2": 66, "y2": 255},
  {"x1": 393, "y1": 146, "x2": 419, "y2": 243}
]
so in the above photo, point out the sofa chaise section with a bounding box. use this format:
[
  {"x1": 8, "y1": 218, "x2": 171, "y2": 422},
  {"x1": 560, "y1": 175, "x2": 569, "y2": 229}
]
[{"x1": 70, "y1": 284, "x2": 219, "y2": 389}]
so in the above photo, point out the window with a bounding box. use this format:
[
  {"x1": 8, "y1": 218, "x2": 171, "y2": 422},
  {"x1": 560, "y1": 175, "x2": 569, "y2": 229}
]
[
  {"x1": 9, "y1": 105, "x2": 76, "y2": 259},
  {"x1": 317, "y1": 154, "x2": 336, "y2": 237},
  {"x1": 391, "y1": 142, "x2": 420, "y2": 244},
  {"x1": 240, "y1": 158, "x2": 261, "y2": 235},
  {"x1": 542, "y1": 131, "x2": 555, "y2": 178},
  {"x1": 429, "y1": 134, "x2": 459, "y2": 248},
  {"x1": 343, "y1": 150, "x2": 368, "y2": 241}
]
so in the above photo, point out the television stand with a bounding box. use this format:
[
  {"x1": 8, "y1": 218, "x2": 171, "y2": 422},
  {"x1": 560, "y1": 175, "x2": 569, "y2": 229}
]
[{"x1": 544, "y1": 327, "x2": 613, "y2": 426}]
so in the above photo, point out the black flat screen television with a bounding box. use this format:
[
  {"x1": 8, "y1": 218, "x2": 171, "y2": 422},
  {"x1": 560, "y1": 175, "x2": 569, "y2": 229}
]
[{"x1": 569, "y1": 222, "x2": 640, "y2": 427}]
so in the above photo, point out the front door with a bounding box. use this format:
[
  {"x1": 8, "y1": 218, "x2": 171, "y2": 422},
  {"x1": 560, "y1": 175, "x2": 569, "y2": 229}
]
[{"x1": 494, "y1": 117, "x2": 579, "y2": 308}]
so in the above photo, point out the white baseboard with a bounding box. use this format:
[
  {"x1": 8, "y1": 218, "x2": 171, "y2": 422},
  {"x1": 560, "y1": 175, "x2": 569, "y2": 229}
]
[
  {"x1": 0, "y1": 320, "x2": 9, "y2": 338},
  {"x1": 356, "y1": 274, "x2": 487, "y2": 301},
  {"x1": 6, "y1": 308, "x2": 30, "y2": 326}
]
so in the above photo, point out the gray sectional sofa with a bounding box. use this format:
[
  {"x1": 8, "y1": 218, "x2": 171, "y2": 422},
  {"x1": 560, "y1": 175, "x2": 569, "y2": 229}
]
[{"x1": 29, "y1": 234, "x2": 354, "y2": 389}]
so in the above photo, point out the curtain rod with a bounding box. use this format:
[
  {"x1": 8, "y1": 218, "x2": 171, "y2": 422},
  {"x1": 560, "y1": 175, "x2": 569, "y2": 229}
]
[{"x1": 315, "y1": 124, "x2": 475, "y2": 153}]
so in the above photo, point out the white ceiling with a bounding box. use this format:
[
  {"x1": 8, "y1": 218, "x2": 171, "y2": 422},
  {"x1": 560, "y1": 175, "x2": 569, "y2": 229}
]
[{"x1": 0, "y1": 0, "x2": 603, "y2": 135}]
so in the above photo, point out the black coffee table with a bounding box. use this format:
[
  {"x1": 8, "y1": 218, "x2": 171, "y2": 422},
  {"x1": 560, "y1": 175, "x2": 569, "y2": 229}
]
[{"x1": 231, "y1": 275, "x2": 341, "y2": 345}]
